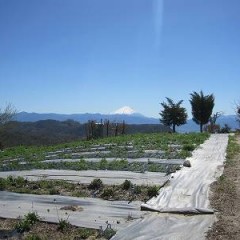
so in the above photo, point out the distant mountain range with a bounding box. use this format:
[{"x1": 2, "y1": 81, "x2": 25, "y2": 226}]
[{"x1": 14, "y1": 106, "x2": 239, "y2": 132}]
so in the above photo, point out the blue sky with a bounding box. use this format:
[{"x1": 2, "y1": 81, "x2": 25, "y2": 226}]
[{"x1": 0, "y1": 0, "x2": 239, "y2": 118}]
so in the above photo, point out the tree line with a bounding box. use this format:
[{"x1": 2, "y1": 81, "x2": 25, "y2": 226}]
[{"x1": 159, "y1": 90, "x2": 215, "y2": 133}]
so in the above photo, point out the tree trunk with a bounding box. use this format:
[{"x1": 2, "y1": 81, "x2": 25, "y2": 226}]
[
  {"x1": 200, "y1": 123, "x2": 203, "y2": 133},
  {"x1": 173, "y1": 124, "x2": 176, "y2": 133}
]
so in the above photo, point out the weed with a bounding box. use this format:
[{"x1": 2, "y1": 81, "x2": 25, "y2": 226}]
[
  {"x1": 15, "y1": 219, "x2": 31, "y2": 233},
  {"x1": 58, "y1": 219, "x2": 70, "y2": 231},
  {"x1": 25, "y1": 234, "x2": 42, "y2": 240},
  {"x1": 15, "y1": 211, "x2": 40, "y2": 233}
]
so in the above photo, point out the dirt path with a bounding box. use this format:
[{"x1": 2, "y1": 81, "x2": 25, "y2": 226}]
[{"x1": 207, "y1": 135, "x2": 240, "y2": 239}]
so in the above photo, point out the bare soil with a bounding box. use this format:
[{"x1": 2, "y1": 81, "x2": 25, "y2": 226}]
[
  {"x1": 207, "y1": 136, "x2": 240, "y2": 240},
  {"x1": 0, "y1": 217, "x2": 101, "y2": 240}
]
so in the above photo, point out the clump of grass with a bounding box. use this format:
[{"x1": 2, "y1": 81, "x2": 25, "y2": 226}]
[
  {"x1": 226, "y1": 135, "x2": 240, "y2": 161},
  {"x1": 15, "y1": 211, "x2": 40, "y2": 233},
  {"x1": 57, "y1": 219, "x2": 70, "y2": 231}
]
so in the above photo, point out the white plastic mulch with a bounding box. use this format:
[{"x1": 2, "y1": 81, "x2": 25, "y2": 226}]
[
  {"x1": 112, "y1": 134, "x2": 229, "y2": 239},
  {"x1": 0, "y1": 169, "x2": 168, "y2": 186}
]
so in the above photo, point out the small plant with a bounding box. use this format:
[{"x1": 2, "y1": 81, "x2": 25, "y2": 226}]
[
  {"x1": 77, "y1": 228, "x2": 96, "y2": 239},
  {"x1": 182, "y1": 144, "x2": 195, "y2": 152},
  {"x1": 133, "y1": 185, "x2": 142, "y2": 194},
  {"x1": 15, "y1": 211, "x2": 40, "y2": 233},
  {"x1": 58, "y1": 218, "x2": 70, "y2": 231},
  {"x1": 15, "y1": 219, "x2": 31, "y2": 233},
  {"x1": 88, "y1": 178, "x2": 103, "y2": 190},
  {"x1": 122, "y1": 180, "x2": 131, "y2": 190},
  {"x1": 0, "y1": 178, "x2": 6, "y2": 190},
  {"x1": 101, "y1": 188, "x2": 114, "y2": 199},
  {"x1": 25, "y1": 211, "x2": 40, "y2": 225},
  {"x1": 49, "y1": 188, "x2": 60, "y2": 195},
  {"x1": 103, "y1": 228, "x2": 116, "y2": 239},
  {"x1": 147, "y1": 185, "x2": 159, "y2": 198},
  {"x1": 25, "y1": 234, "x2": 42, "y2": 240}
]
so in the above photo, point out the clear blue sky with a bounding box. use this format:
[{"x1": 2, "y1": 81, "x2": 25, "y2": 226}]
[{"x1": 0, "y1": 0, "x2": 239, "y2": 118}]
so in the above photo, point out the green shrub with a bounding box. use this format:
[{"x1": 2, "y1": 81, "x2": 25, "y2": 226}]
[
  {"x1": 99, "y1": 158, "x2": 108, "y2": 170},
  {"x1": 133, "y1": 185, "x2": 142, "y2": 194},
  {"x1": 24, "y1": 211, "x2": 40, "y2": 225},
  {"x1": 101, "y1": 188, "x2": 114, "y2": 199},
  {"x1": 15, "y1": 219, "x2": 31, "y2": 233},
  {"x1": 103, "y1": 228, "x2": 116, "y2": 239},
  {"x1": 49, "y1": 188, "x2": 60, "y2": 195},
  {"x1": 122, "y1": 180, "x2": 131, "y2": 190},
  {"x1": 88, "y1": 178, "x2": 103, "y2": 190},
  {"x1": 147, "y1": 186, "x2": 159, "y2": 198},
  {"x1": 0, "y1": 178, "x2": 6, "y2": 190},
  {"x1": 15, "y1": 211, "x2": 40, "y2": 233}
]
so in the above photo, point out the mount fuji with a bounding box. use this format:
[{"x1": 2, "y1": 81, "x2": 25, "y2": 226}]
[{"x1": 112, "y1": 106, "x2": 137, "y2": 115}]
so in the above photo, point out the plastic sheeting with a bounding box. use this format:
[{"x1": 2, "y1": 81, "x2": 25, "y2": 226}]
[
  {"x1": 141, "y1": 134, "x2": 228, "y2": 213},
  {"x1": 112, "y1": 213, "x2": 215, "y2": 240},
  {"x1": 0, "y1": 169, "x2": 169, "y2": 186},
  {"x1": 0, "y1": 191, "x2": 145, "y2": 230},
  {"x1": 113, "y1": 134, "x2": 229, "y2": 239}
]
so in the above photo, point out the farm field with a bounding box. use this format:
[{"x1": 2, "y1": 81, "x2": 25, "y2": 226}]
[{"x1": 0, "y1": 133, "x2": 210, "y2": 239}]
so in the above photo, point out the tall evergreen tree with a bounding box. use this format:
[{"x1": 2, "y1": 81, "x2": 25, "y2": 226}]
[
  {"x1": 159, "y1": 98, "x2": 187, "y2": 133},
  {"x1": 189, "y1": 91, "x2": 215, "y2": 132}
]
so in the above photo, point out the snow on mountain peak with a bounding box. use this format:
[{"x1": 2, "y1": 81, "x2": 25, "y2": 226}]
[{"x1": 112, "y1": 106, "x2": 136, "y2": 115}]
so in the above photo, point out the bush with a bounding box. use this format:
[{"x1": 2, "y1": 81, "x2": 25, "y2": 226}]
[
  {"x1": 133, "y1": 185, "x2": 142, "y2": 194},
  {"x1": 88, "y1": 178, "x2": 103, "y2": 190},
  {"x1": 49, "y1": 188, "x2": 60, "y2": 195},
  {"x1": 25, "y1": 211, "x2": 40, "y2": 225},
  {"x1": 15, "y1": 211, "x2": 40, "y2": 233},
  {"x1": 101, "y1": 188, "x2": 114, "y2": 199},
  {"x1": 0, "y1": 178, "x2": 6, "y2": 190},
  {"x1": 122, "y1": 180, "x2": 131, "y2": 190},
  {"x1": 147, "y1": 186, "x2": 159, "y2": 198},
  {"x1": 103, "y1": 228, "x2": 116, "y2": 239}
]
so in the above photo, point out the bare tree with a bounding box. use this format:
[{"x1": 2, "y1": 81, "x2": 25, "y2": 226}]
[
  {"x1": 0, "y1": 103, "x2": 16, "y2": 125},
  {"x1": 208, "y1": 112, "x2": 222, "y2": 133}
]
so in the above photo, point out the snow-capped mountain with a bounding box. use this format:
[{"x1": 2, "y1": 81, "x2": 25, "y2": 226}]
[{"x1": 112, "y1": 106, "x2": 136, "y2": 115}]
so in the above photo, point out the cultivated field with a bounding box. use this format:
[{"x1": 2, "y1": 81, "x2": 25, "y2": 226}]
[{"x1": 0, "y1": 133, "x2": 209, "y2": 239}]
